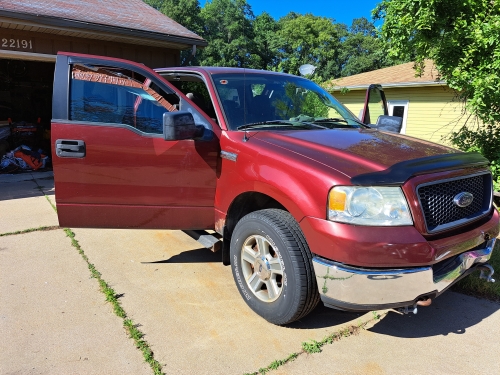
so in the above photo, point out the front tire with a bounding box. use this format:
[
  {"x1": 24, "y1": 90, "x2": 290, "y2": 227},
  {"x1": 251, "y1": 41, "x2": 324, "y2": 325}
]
[{"x1": 230, "y1": 209, "x2": 319, "y2": 325}]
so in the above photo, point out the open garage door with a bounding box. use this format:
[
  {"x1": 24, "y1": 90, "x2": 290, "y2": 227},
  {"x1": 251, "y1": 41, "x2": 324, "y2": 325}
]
[{"x1": 0, "y1": 56, "x2": 55, "y2": 172}]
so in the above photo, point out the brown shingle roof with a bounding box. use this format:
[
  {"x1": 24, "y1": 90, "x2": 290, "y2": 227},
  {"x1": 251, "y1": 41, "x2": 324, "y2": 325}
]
[
  {"x1": 0, "y1": 0, "x2": 205, "y2": 45},
  {"x1": 329, "y1": 60, "x2": 445, "y2": 90}
]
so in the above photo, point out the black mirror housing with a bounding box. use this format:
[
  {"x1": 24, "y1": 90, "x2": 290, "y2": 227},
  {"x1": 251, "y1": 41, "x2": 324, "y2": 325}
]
[
  {"x1": 163, "y1": 111, "x2": 197, "y2": 140},
  {"x1": 373, "y1": 115, "x2": 403, "y2": 133}
]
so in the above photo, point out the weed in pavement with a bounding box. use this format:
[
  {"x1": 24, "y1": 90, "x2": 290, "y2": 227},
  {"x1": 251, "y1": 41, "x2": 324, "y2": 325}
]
[
  {"x1": 243, "y1": 315, "x2": 381, "y2": 375},
  {"x1": 34, "y1": 177, "x2": 163, "y2": 373},
  {"x1": 0, "y1": 225, "x2": 60, "y2": 237},
  {"x1": 63, "y1": 228, "x2": 163, "y2": 374}
]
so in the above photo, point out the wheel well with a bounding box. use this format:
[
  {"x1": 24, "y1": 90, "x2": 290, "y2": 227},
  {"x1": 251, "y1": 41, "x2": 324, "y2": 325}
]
[{"x1": 221, "y1": 192, "x2": 286, "y2": 265}]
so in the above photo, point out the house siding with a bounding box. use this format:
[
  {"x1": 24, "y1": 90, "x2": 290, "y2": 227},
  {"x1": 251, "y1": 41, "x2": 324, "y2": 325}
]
[{"x1": 333, "y1": 86, "x2": 473, "y2": 145}]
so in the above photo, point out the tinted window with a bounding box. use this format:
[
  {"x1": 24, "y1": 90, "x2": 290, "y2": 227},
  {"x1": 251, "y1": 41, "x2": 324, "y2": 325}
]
[
  {"x1": 70, "y1": 64, "x2": 178, "y2": 134},
  {"x1": 212, "y1": 73, "x2": 361, "y2": 130}
]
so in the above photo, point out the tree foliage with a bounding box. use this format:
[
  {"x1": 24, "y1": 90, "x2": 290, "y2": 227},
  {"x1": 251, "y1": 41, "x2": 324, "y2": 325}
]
[
  {"x1": 374, "y1": 0, "x2": 500, "y2": 189},
  {"x1": 273, "y1": 13, "x2": 346, "y2": 81},
  {"x1": 250, "y1": 12, "x2": 280, "y2": 70},
  {"x1": 144, "y1": 0, "x2": 203, "y2": 34},
  {"x1": 340, "y1": 18, "x2": 391, "y2": 77},
  {"x1": 144, "y1": 0, "x2": 391, "y2": 78},
  {"x1": 199, "y1": 0, "x2": 256, "y2": 67},
  {"x1": 374, "y1": 0, "x2": 500, "y2": 125}
]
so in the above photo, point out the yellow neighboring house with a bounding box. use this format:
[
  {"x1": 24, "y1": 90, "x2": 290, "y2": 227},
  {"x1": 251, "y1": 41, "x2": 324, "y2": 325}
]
[{"x1": 328, "y1": 60, "x2": 473, "y2": 144}]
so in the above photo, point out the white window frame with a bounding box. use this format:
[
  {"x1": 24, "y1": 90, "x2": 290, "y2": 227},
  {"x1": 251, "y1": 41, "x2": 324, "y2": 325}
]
[{"x1": 387, "y1": 100, "x2": 409, "y2": 134}]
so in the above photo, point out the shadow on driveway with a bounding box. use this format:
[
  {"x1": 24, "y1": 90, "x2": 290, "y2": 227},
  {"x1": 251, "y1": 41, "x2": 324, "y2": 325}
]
[
  {"x1": 141, "y1": 247, "x2": 221, "y2": 263},
  {"x1": 0, "y1": 172, "x2": 54, "y2": 201},
  {"x1": 369, "y1": 291, "x2": 500, "y2": 338},
  {"x1": 287, "y1": 303, "x2": 363, "y2": 329},
  {"x1": 141, "y1": 247, "x2": 364, "y2": 329}
]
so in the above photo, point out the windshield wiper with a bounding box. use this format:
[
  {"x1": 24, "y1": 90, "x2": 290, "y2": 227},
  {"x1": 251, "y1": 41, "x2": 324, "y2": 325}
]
[
  {"x1": 310, "y1": 117, "x2": 370, "y2": 128},
  {"x1": 311, "y1": 118, "x2": 348, "y2": 124},
  {"x1": 237, "y1": 120, "x2": 309, "y2": 130}
]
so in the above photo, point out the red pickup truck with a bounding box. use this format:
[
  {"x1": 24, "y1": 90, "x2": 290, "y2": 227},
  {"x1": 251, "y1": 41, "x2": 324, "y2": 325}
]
[{"x1": 52, "y1": 52, "x2": 499, "y2": 325}]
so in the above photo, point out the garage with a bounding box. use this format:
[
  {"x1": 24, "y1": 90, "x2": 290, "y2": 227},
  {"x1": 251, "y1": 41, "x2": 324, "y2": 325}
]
[{"x1": 0, "y1": 0, "x2": 206, "y2": 173}]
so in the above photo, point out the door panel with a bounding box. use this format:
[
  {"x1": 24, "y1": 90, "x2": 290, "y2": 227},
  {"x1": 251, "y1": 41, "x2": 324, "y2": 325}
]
[
  {"x1": 56, "y1": 204, "x2": 214, "y2": 230},
  {"x1": 52, "y1": 53, "x2": 219, "y2": 229},
  {"x1": 52, "y1": 123, "x2": 217, "y2": 207}
]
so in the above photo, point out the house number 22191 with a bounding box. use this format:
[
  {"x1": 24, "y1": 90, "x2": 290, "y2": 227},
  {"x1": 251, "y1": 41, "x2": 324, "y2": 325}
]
[{"x1": 1, "y1": 38, "x2": 33, "y2": 50}]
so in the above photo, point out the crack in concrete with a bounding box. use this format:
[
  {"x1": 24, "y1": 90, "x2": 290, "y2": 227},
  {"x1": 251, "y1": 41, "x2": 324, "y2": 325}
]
[{"x1": 30, "y1": 172, "x2": 164, "y2": 375}]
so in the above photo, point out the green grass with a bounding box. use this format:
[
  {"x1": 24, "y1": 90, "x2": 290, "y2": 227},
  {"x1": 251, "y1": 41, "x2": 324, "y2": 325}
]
[{"x1": 452, "y1": 205, "x2": 500, "y2": 301}]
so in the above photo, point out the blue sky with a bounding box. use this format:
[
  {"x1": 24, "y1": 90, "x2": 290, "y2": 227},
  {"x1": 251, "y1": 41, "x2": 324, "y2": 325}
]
[{"x1": 247, "y1": 0, "x2": 380, "y2": 26}]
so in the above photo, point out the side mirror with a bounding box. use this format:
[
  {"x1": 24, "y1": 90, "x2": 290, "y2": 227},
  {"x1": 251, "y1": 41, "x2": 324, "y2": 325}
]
[
  {"x1": 372, "y1": 115, "x2": 403, "y2": 133},
  {"x1": 163, "y1": 111, "x2": 197, "y2": 141}
]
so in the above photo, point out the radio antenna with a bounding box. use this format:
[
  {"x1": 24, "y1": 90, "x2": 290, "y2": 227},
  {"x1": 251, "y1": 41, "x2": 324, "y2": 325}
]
[{"x1": 242, "y1": 8, "x2": 247, "y2": 131}]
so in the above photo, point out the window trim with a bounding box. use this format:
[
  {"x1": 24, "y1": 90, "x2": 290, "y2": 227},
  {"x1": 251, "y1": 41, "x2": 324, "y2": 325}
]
[
  {"x1": 387, "y1": 100, "x2": 409, "y2": 134},
  {"x1": 51, "y1": 119, "x2": 165, "y2": 138}
]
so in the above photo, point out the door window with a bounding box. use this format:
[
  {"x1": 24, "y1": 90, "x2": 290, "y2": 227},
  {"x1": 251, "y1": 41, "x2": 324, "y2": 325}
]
[{"x1": 69, "y1": 64, "x2": 179, "y2": 134}]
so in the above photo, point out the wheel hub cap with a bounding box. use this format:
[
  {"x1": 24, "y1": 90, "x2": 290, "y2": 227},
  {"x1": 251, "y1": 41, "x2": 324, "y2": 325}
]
[
  {"x1": 240, "y1": 234, "x2": 284, "y2": 303},
  {"x1": 254, "y1": 257, "x2": 271, "y2": 281}
]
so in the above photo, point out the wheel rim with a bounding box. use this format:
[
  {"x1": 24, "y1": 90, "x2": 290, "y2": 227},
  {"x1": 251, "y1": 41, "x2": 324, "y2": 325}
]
[{"x1": 240, "y1": 235, "x2": 284, "y2": 303}]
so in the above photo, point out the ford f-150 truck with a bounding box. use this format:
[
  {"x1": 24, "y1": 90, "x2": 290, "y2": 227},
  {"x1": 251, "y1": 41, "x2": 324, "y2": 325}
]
[{"x1": 51, "y1": 52, "x2": 499, "y2": 325}]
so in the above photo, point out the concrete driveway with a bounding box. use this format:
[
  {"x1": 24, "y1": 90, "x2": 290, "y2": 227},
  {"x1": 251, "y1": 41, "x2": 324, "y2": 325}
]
[{"x1": 1, "y1": 171, "x2": 499, "y2": 375}]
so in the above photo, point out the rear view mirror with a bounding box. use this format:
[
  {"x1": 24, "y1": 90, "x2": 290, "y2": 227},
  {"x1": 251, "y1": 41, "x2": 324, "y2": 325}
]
[
  {"x1": 163, "y1": 111, "x2": 197, "y2": 140},
  {"x1": 373, "y1": 115, "x2": 403, "y2": 133}
]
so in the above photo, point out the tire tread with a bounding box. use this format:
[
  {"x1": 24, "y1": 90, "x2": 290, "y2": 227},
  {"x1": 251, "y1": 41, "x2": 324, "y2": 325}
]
[{"x1": 235, "y1": 209, "x2": 319, "y2": 324}]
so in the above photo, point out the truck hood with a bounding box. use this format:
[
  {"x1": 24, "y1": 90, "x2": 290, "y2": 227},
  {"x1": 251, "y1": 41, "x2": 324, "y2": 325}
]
[{"x1": 254, "y1": 128, "x2": 457, "y2": 178}]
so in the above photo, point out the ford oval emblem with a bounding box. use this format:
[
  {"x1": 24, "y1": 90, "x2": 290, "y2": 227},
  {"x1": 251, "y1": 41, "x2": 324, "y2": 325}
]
[{"x1": 453, "y1": 192, "x2": 474, "y2": 208}]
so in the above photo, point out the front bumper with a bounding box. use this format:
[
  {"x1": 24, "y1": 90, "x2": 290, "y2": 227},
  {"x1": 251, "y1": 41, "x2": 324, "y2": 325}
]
[{"x1": 313, "y1": 237, "x2": 499, "y2": 311}]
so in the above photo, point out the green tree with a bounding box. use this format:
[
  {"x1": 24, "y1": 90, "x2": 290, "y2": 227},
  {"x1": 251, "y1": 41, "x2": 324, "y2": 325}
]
[
  {"x1": 143, "y1": 0, "x2": 203, "y2": 65},
  {"x1": 374, "y1": 0, "x2": 500, "y2": 190},
  {"x1": 143, "y1": 0, "x2": 203, "y2": 34},
  {"x1": 274, "y1": 13, "x2": 347, "y2": 80},
  {"x1": 198, "y1": 0, "x2": 256, "y2": 67},
  {"x1": 340, "y1": 17, "x2": 393, "y2": 77},
  {"x1": 374, "y1": 0, "x2": 500, "y2": 126},
  {"x1": 249, "y1": 12, "x2": 280, "y2": 70}
]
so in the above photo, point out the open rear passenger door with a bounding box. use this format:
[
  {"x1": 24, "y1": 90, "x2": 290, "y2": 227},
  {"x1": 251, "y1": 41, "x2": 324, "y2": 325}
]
[
  {"x1": 361, "y1": 84, "x2": 403, "y2": 133},
  {"x1": 51, "y1": 52, "x2": 220, "y2": 229}
]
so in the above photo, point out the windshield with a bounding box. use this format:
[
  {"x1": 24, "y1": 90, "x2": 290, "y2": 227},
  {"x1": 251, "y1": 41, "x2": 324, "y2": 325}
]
[{"x1": 212, "y1": 73, "x2": 363, "y2": 131}]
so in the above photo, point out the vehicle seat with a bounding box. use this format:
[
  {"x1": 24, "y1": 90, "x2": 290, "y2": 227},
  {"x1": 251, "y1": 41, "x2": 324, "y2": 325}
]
[{"x1": 186, "y1": 92, "x2": 217, "y2": 120}]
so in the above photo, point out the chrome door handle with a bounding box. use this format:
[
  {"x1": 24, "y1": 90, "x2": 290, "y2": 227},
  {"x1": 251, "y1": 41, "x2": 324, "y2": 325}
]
[{"x1": 55, "y1": 139, "x2": 86, "y2": 158}]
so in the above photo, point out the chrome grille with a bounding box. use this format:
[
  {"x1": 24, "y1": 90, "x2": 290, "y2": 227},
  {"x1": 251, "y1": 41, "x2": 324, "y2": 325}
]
[{"x1": 417, "y1": 173, "x2": 492, "y2": 233}]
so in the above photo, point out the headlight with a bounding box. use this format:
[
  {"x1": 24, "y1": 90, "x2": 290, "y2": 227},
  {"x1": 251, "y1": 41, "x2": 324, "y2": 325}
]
[{"x1": 328, "y1": 186, "x2": 413, "y2": 226}]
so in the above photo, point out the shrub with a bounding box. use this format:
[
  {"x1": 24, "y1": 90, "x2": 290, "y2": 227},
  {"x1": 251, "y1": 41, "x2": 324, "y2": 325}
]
[{"x1": 448, "y1": 124, "x2": 500, "y2": 193}]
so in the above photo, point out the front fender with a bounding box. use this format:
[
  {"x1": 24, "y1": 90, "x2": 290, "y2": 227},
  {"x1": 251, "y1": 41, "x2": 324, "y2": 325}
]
[{"x1": 215, "y1": 149, "x2": 343, "y2": 222}]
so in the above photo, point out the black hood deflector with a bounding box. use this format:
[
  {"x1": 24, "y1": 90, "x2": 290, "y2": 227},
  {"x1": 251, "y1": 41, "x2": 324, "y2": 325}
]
[{"x1": 350, "y1": 152, "x2": 489, "y2": 186}]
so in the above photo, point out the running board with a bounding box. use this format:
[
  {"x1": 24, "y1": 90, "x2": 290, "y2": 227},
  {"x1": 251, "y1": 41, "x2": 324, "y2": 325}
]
[{"x1": 182, "y1": 230, "x2": 222, "y2": 252}]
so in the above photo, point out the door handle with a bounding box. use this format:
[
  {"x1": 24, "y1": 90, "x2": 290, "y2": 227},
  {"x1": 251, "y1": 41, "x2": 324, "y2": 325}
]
[{"x1": 55, "y1": 139, "x2": 86, "y2": 158}]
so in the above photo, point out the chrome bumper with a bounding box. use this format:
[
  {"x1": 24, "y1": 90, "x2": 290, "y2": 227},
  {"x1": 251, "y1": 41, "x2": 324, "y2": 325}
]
[{"x1": 312, "y1": 238, "x2": 498, "y2": 311}]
